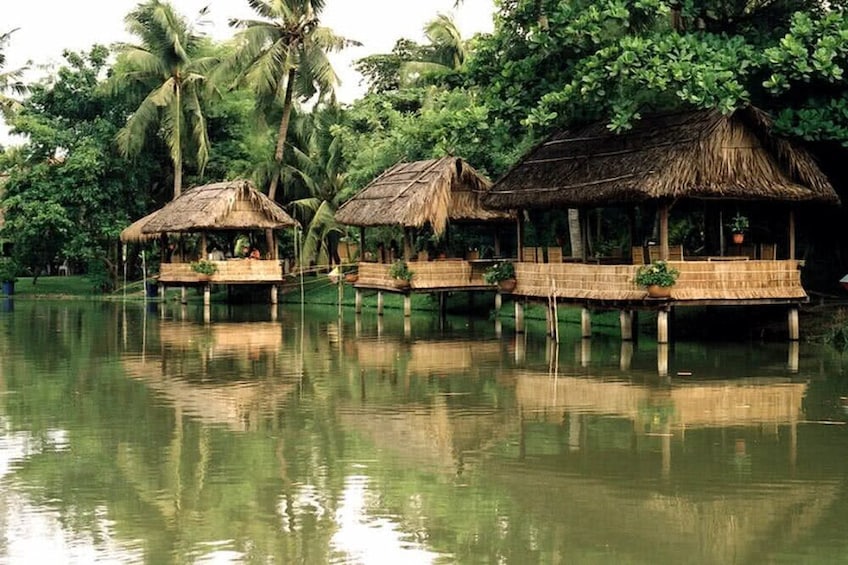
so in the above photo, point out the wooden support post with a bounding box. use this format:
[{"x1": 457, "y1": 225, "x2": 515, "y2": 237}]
[
  {"x1": 515, "y1": 300, "x2": 525, "y2": 333},
  {"x1": 788, "y1": 209, "x2": 796, "y2": 260},
  {"x1": 355, "y1": 288, "x2": 363, "y2": 313},
  {"x1": 203, "y1": 304, "x2": 211, "y2": 324},
  {"x1": 657, "y1": 309, "x2": 669, "y2": 344},
  {"x1": 516, "y1": 214, "x2": 524, "y2": 260},
  {"x1": 403, "y1": 294, "x2": 412, "y2": 317},
  {"x1": 404, "y1": 317, "x2": 411, "y2": 338},
  {"x1": 788, "y1": 340, "x2": 799, "y2": 373},
  {"x1": 355, "y1": 314, "x2": 362, "y2": 337},
  {"x1": 203, "y1": 284, "x2": 211, "y2": 307},
  {"x1": 377, "y1": 291, "x2": 384, "y2": 316},
  {"x1": 659, "y1": 201, "x2": 669, "y2": 260},
  {"x1": 180, "y1": 286, "x2": 187, "y2": 304},
  {"x1": 580, "y1": 338, "x2": 591, "y2": 367},
  {"x1": 657, "y1": 343, "x2": 669, "y2": 377},
  {"x1": 581, "y1": 307, "x2": 591, "y2": 338},
  {"x1": 788, "y1": 306, "x2": 799, "y2": 341},
  {"x1": 515, "y1": 333, "x2": 526, "y2": 363},
  {"x1": 493, "y1": 229, "x2": 502, "y2": 257},
  {"x1": 620, "y1": 310, "x2": 634, "y2": 341},
  {"x1": 494, "y1": 292, "x2": 502, "y2": 315},
  {"x1": 545, "y1": 305, "x2": 553, "y2": 337},
  {"x1": 439, "y1": 292, "x2": 447, "y2": 318},
  {"x1": 201, "y1": 232, "x2": 208, "y2": 259},
  {"x1": 270, "y1": 284, "x2": 278, "y2": 304},
  {"x1": 620, "y1": 341, "x2": 633, "y2": 371}
]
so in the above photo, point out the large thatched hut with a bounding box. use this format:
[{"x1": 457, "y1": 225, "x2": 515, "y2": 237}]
[
  {"x1": 482, "y1": 106, "x2": 841, "y2": 343},
  {"x1": 122, "y1": 180, "x2": 298, "y2": 305}
]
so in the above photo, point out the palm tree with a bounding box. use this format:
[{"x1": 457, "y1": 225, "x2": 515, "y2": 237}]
[
  {"x1": 287, "y1": 105, "x2": 351, "y2": 266},
  {"x1": 109, "y1": 0, "x2": 215, "y2": 199},
  {"x1": 224, "y1": 0, "x2": 358, "y2": 203},
  {"x1": 0, "y1": 28, "x2": 27, "y2": 120},
  {"x1": 400, "y1": 13, "x2": 467, "y2": 85}
]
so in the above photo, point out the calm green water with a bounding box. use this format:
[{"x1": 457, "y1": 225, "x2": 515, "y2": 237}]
[{"x1": 1, "y1": 299, "x2": 848, "y2": 564}]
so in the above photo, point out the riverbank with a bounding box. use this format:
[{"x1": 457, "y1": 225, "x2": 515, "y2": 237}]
[{"x1": 3, "y1": 274, "x2": 844, "y2": 344}]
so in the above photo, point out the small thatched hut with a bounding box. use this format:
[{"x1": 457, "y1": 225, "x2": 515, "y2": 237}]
[
  {"x1": 121, "y1": 180, "x2": 299, "y2": 304},
  {"x1": 336, "y1": 156, "x2": 514, "y2": 261}
]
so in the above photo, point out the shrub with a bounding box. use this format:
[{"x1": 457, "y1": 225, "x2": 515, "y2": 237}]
[
  {"x1": 0, "y1": 257, "x2": 19, "y2": 283},
  {"x1": 634, "y1": 260, "x2": 679, "y2": 287}
]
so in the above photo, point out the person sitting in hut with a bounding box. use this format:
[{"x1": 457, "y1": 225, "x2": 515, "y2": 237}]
[{"x1": 248, "y1": 246, "x2": 261, "y2": 260}]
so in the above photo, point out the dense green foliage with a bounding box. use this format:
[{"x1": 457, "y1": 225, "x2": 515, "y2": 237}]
[{"x1": 2, "y1": 0, "x2": 848, "y2": 291}]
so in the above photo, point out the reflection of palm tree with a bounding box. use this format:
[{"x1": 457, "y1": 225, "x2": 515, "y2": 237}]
[
  {"x1": 0, "y1": 28, "x2": 27, "y2": 120},
  {"x1": 109, "y1": 0, "x2": 214, "y2": 199}
]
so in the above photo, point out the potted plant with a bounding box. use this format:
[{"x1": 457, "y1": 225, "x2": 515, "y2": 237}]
[
  {"x1": 0, "y1": 258, "x2": 18, "y2": 296},
  {"x1": 482, "y1": 261, "x2": 516, "y2": 292},
  {"x1": 729, "y1": 214, "x2": 749, "y2": 244},
  {"x1": 388, "y1": 259, "x2": 414, "y2": 289},
  {"x1": 190, "y1": 259, "x2": 218, "y2": 280},
  {"x1": 634, "y1": 260, "x2": 679, "y2": 298}
]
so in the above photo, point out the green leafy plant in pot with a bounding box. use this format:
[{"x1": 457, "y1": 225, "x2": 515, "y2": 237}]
[
  {"x1": 634, "y1": 260, "x2": 679, "y2": 298},
  {"x1": 190, "y1": 259, "x2": 218, "y2": 279},
  {"x1": 483, "y1": 261, "x2": 516, "y2": 292},
  {"x1": 388, "y1": 260, "x2": 414, "y2": 288},
  {"x1": 729, "y1": 214, "x2": 749, "y2": 244}
]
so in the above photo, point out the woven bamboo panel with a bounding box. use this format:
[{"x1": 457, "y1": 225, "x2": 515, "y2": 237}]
[
  {"x1": 357, "y1": 260, "x2": 485, "y2": 289},
  {"x1": 159, "y1": 260, "x2": 284, "y2": 283},
  {"x1": 512, "y1": 260, "x2": 806, "y2": 301}
]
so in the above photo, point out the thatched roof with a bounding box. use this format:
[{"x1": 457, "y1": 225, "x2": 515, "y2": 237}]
[
  {"x1": 484, "y1": 107, "x2": 840, "y2": 209},
  {"x1": 127, "y1": 180, "x2": 297, "y2": 240},
  {"x1": 335, "y1": 156, "x2": 515, "y2": 235},
  {"x1": 120, "y1": 209, "x2": 161, "y2": 243}
]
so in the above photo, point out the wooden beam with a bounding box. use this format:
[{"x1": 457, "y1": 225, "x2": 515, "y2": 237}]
[
  {"x1": 659, "y1": 202, "x2": 669, "y2": 261},
  {"x1": 788, "y1": 209, "x2": 796, "y2": 260}
]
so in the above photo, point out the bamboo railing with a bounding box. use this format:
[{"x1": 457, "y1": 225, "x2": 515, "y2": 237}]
[{"x1": 158, "y1": 259, "x2": 285, "y2": 284}]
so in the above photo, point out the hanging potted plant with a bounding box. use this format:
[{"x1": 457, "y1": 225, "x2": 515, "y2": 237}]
[
  {"x1": 0, "y1": 258, "x2": 19, "y2": 296},
  {"x1": 634, "y1": 260, "x2": 679, "y2": 298},
  {"x1": 190, "y1": 259, "x2": 218, "y2": 281},
  {"x1": 482, "y1": 261, "x2": 516, "y2": 292},
  {"x1": 388, "y1": 260, "x2": 414, "y2": 289},
  {"x1": 729, "y1": 214, "x2": 749, "y2": 244}
]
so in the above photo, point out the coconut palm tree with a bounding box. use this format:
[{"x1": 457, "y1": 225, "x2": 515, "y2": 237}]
[
  {"x1": 224, "y1": 0, "x2": 358, "y2": 203},
  {"x1": 109, "y1": 0, "x2": 215, "y2": 199},
  {"x1": 287, "y1": 105, "x2": 351, "y2": 266},
  {"x1": 400, "y1": 13, "x2": 467, "y2": 85},
  {"x1": 0, "y1": 28, "x2": 27, "y2": 120}
]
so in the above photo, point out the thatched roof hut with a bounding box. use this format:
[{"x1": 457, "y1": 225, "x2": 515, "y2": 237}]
[
  {"x1": 484, "y1": 107, "x2": 840, "y2": 209},
  {"x1": 120, "y1": 209, "x2": 161, "y2": 243},
  {"x1": 335, "y1": 156, "x2": 514, "y2": 235},
  {"x1": 122, "y1": 180, "x2": 297, "y2": 242}
]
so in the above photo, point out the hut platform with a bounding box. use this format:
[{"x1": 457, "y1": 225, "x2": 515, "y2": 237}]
[
  {"x1": 158, "y1": 260, "x2": 286, "y2": 285},
  {"x1": 353, "y1": 260, "x2": 498, "y2": 293}
]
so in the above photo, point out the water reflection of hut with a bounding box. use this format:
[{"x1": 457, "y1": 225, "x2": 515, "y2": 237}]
[
  {"x1": 123, "y1": 321, "x2": 295, "y2": 431},
  {"x1": 351, "y1": 337, "x2": 504, "y2": 376}
]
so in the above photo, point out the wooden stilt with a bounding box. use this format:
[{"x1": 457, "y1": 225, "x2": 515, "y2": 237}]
[
  {"x1": 620, "y1": 341, "x2": 633, "y2": 371},
  {"x1": 580, "y1": 337, "x2": 591, "y2": 367},
  {"x1": 404, "y1": 317, "x2": 411, "y2": 337},
  {"x1": 788, "y1": 209, "x2": 796, "y2": 260},
  {"x1": 270, "y1": 284, "x2": 278, "y2": 304},
  {"x1": 620, "y1": 310, "x2": 633, "y2": 341},
  {"x1": 581, "y1": 307, "x2": 591, "y2": 338},
  {"x1": 203, "y1": 284, "x2": 211, "y2": 306},
  {"x1": 788, "y1": 306, "x2": 799, "y2": 341},
  {"x1": 203, "y1": 304, "x2": 211, "y2": 324},
  {"x1": 403, "y1": 294, "x2": 411, "y2": 317},
  {"x1": 515, "y1": 300, "x2": 525, "y2": 333},
  {"x1": 657, "y1": 343, "x2": 669, "y2": 377},
  {"x1": 788, "y1": 340, "x2": 799, "y2": 373},
  {"x1": 494, "y1": 292, "x2": 502, "y2": 315},
  {"x1": 355, "y1": 289, "x2": 363, "y2": 313},
  {"x1": 545, "y1": 305, "x2": 553, "y2": 336},
  {"x1": 180, "y1": 286, "x2": 187, "y2": 304},
  {"x1": 439, "y1": 292, "x2": 447, "y2": 318},
  {"x1": 657, "y1": 309, "x2": 669, "y2": 344},
  {"x1": 377, "y1": 291, "x2": 384, "y2": 316},
  {"x1": 659, "y1": 202, "x2": 669, "y2": 260}
]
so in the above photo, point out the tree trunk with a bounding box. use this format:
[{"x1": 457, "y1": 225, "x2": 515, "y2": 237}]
[
  {"x1": 567, "y1": 208, "x2": 583, "y2": 257},
  {"x1": 267, "y1": 67, "x2": 297, "y2": 203},
  {"x1": 173, "y1": 80, "x2": 183, "y2": 199}
]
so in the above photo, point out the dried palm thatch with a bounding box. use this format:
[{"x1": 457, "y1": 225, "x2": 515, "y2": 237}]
[
  {"x1": 335, "y1": 156, "x2": 514, "y2": 235},
  {"x1": 134, "y1": 179, "x2": 297, "y2": 237},
  {"x1": 120, "y1": 209, "x2": 161, "y2": 242},
  {"x1": 485, "y1": 106, "x2": 840, "y2": 209}
]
